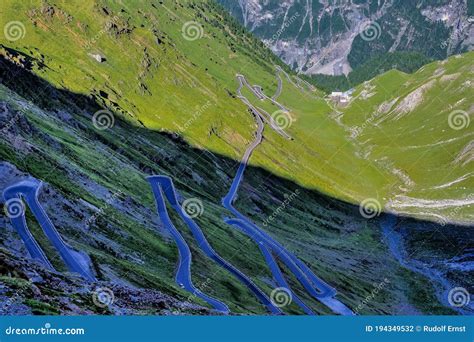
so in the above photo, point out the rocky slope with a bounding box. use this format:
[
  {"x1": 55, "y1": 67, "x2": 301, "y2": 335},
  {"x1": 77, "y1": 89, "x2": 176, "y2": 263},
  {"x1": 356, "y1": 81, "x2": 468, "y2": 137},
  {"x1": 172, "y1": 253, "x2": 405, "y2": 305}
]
[
  {"x1": 219, "y1": 0, "x2": 473, "y2": 75},
  {"x1": 0, "y1": 249, "x2": 210, "y2": 315}
]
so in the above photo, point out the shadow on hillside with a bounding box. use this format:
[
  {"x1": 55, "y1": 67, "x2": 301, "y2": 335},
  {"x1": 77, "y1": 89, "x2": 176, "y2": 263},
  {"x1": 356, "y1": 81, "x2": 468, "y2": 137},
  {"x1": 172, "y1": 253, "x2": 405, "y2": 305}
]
[
  {"x1": 1, "y1": 49, "x2": 472, "y2": 315},
  {"x1": 0, "y1": 47, "x2": 470, "y2": 250}
]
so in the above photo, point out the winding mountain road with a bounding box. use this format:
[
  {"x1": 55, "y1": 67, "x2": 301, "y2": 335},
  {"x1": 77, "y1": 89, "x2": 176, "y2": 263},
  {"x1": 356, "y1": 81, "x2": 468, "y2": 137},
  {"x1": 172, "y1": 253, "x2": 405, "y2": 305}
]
[
  {"x1": 295, "y1": 76, "x2": 317, "y2": 93},
  {"x1": 236, "y1": 74, "x2": 292, "y2": 140},
  {"x1": 275, "y1": 66, "x2": 303, "y2": 92},
  {"x1": 251, "y1": 85, "x2": 266, "y2": 100},
  {"x1": 3, "y1": 179, "x2": 96, "y2": 281},
  {"x1": 227, "y1": 218, "x2": 315, "y2": 315},
  {"x1": 3, "y1": 183, "x2": 53, "y2": 269},
  {"x1": 272, "y1": 70, "x2": 283, "y2": 100},
  {"x1": 3, "y1": 68, "x2": 354, "y2": 315},
  {"x1": 226, "y1": 74, "x2": 354, "y2": 315},
  {"x1": 148, "y1": 175, "x2": 281, "y2": 314},
  {"x1": 145, "y1": 71, "x2": 353, "y2": 315},
  {"x1": 148, "y1": 176, "x2": 230, "y2": 313},
  {"x1": 253, "y1": 84, "x2": 290, "y2": 112},
  {"x1": 275, "y1": 66, "x2": 318, "y2": 99}
]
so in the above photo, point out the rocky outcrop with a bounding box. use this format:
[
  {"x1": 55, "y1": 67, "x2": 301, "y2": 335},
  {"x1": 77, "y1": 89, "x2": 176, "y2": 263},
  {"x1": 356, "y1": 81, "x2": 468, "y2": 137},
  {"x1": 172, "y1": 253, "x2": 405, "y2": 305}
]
[
  {"x1": 0, "y1": 249, "x2": 211, "y2": 315},
  {"x1": 219, "y1": 0, "x2": 473, "y2": 75}
]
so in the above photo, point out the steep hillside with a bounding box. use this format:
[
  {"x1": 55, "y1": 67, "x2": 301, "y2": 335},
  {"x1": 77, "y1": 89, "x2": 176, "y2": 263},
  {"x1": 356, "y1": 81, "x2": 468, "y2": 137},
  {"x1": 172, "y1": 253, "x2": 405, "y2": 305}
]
[
  {"x1": 1, "y1": 50, "x2": 469, "y2": 316},
  {"x1": 336, "y1": 52, "x2": 474, "y2": 224},
  {"x1": 219, "y1": 0, "x2": 473, "y2": 75},
  {"x1": 0, "y1": 0, "x2": 396, "y2": 213},
  {"x1": 2, "y1": 0, "x2": 471, "y2": 224},
  {"x1": 0, "y1": 0, "x2": 472, "y2": 316}
]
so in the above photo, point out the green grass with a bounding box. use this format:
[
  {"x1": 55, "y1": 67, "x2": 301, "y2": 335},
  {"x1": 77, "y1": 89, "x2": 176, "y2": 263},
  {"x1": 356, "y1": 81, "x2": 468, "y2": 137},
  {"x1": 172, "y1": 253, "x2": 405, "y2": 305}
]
[
  {"x1": 1, "y1": 77, "x2": 449, "y2": 314},
  {"x1": 338, "y1": 53, "x2": 474, "y2": 223},
  {"x1": 1, "y1": 0, "x2": 471, "y2": 223},
  {"x1": 0, "y1": 0, "x2": 471, "y2": 314},
  {"x1": 24, "y1": 298, "x2": 60, "y2": 315}
]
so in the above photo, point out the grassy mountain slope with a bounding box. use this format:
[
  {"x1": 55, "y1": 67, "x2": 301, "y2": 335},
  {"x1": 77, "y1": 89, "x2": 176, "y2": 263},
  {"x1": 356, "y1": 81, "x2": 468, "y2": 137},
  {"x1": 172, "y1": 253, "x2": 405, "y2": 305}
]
[
  {"x1": 0, "y1": 0, "x2": 472, "y2": 315},
  {"x1": 228, "y1": 52, "x2": 473, "y2": 224},
  {"x1": 1, "y1": 0, "x2": 471, "y2": 223},
  {"x1": 0, "y1": 1, "x2": 391, "y2": 209},
  {"x1": 0, "y1": 62, "x2": 459, "y2": 315},
  {"x1": 337, "y1": 53, "x2": 473, "y2": 224}
]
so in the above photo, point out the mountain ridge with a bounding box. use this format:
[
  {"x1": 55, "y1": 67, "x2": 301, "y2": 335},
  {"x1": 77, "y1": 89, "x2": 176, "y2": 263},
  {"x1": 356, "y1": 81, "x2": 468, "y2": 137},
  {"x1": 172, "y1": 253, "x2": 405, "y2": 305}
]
[{"x1": 218, "y1": 0, "x2": 473, "y2": 76}]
